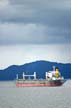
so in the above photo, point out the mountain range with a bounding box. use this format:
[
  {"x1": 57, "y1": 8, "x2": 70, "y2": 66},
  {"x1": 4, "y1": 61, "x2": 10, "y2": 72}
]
[{"x1": 0, "y1": 60, "x2": 71, "y2": 80}]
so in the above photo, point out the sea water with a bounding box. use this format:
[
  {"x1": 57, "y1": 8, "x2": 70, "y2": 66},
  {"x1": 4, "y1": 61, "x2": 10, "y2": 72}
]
[{"x1": 0, "y1": 80, "x2": 71, "y2": 108}]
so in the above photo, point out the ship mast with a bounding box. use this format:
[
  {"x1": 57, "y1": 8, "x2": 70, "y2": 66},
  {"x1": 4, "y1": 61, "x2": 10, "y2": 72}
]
[
  {"x1": 53, "y1": 66, "x2": 55, "y2": 71},
  {"x1": 16, "y1": 74, "x2": 18, "y2": 80}
]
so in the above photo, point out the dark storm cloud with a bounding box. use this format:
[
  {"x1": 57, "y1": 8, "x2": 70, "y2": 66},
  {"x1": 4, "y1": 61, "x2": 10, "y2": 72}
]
[{"x1": 0, "y1": 0, "x2": 71, "y2": 45}]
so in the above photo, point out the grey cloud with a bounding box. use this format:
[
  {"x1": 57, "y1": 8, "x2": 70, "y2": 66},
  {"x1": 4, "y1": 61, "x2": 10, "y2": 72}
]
[
  {"x1": 0, "y1": 0, "x2": 71, "y2": 24},
  {"x1": 0, "y1": 22, "x2": 71, "y2": 45},
  {"x1": 0, "y1": 0, "x2": 71, "y2": 45},
  {"x1": 0, "y1": 23, "x2": 48, "y2": 45},
  {"x1": 0, "y1": 0, "x2": 71, "y2": 28},
  {"x1": 10, "y1": 0, "x2": 71, "y2": 10}
]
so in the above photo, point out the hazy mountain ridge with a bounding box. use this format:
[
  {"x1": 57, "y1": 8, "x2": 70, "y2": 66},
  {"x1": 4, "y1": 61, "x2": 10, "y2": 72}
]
[{"x1": 0, "y1": 60, "x2": 71, "y2": 80}]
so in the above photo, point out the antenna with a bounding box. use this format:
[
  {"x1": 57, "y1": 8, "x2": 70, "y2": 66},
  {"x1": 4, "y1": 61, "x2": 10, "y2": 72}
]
[
  {"x1": 16, "y1": 74, "x2": 18, "y2": 80},
  {"x1": 53, "y1": 66, "x2": 55, "y2": 71}
]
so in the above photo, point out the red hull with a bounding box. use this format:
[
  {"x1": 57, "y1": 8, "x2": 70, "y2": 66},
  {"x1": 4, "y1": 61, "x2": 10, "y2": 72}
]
[{"x1": 16, "y1": 82, "x2": 63, "y2": 87}]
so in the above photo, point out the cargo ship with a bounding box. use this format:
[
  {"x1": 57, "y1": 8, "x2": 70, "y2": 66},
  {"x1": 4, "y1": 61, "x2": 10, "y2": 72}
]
[{"x1": 16, "y1": 67, "x2": 66, "y2": 87}]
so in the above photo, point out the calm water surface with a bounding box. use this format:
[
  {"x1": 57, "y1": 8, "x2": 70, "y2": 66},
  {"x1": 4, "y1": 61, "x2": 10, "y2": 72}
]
[{"x1": 0, "y1": 80, "x2": 71, "y2": 108}]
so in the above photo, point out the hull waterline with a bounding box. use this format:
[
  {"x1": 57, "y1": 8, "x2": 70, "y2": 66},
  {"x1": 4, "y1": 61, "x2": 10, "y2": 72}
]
[
  {"x1": 16, "y1": 83, "x2": 63, "y2": 87},
  {"x1": 16, "y1": 79, "x2": 65, "y2": 87}
]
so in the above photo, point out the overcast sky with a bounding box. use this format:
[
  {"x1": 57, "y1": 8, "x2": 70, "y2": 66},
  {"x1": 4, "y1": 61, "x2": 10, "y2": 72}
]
[{"x1": 0, "y1": 0, "x2": 71, "y2": 69}]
